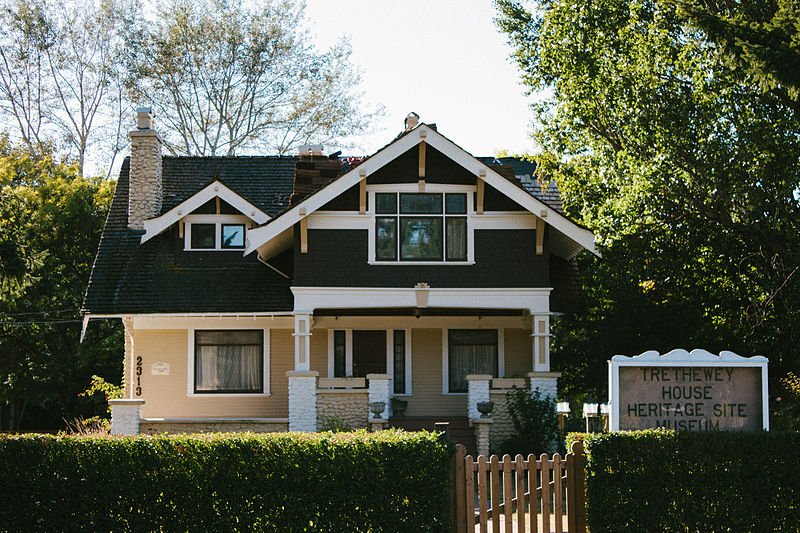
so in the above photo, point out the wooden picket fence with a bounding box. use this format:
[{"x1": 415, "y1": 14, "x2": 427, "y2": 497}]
[{"x1": 452, "y1": 441, "x2": 587, "y2": 533}]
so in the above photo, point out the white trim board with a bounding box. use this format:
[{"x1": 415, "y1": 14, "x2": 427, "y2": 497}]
[
  {"x1": 245, "y1": 124, "x2": 597, "y2": 258},
  {"x1": 291, "y1": 286, "x2": 552, "y2": 314},
  {"x1": 142, "y1": 180, "x2": 270, "y2": 243}
]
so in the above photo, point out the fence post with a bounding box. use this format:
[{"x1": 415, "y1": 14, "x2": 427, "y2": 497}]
[
  {"x1": 566, "y1": 440, "x2": 587, "y2": 533},
  {"x1": 454, "y1": 444, "x2": 467, "y2": 533}
]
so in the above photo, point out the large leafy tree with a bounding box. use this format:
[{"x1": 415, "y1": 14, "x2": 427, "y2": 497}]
[
  {"x1": 0, "y1": 138, "x2": 120, "y2": 430},
  {"x1": 496, "y1": 0, "x2": 800, "y2": 401},
  {"x1": 128, "y1": 0, "x2": 377, "y2": 156}
]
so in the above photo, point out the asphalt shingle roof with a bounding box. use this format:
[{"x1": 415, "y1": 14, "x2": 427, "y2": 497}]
[
  {"x1": 82, "y1": 157, "x2": 295, "y2": 314},
  {"x1": 83, "y1": 152, "x2": 568, "y2": 315}
]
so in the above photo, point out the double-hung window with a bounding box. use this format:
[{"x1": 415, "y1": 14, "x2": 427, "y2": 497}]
[
  {"x1": 374, "y1": 192, "x2": 469, "y2": 262},
  {"x1": 194, "y1": 330, "x2": 264, "y2": 393},
  {"x1": 447, "y1": 329, "x2": 498, "y2": 393}
]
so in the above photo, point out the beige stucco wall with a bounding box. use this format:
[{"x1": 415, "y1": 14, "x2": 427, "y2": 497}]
[
  {"x1": 134, "y1": 328, "x2": 293, "y2": 419},
  {"x1": 504, "y1": 328, "x2": 533, "y2": 378},
  {"x1": 404, "y1": 328, "x2": 467, "y2": 417},
  {"x1": 131, "y1": 319, "x2": 532, "y2": 424}
]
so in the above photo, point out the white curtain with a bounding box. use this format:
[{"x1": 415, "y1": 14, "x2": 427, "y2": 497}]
[
  {"x1": 196, "y1": 331, "x2": 262, "y2": 392},
  {"x1": 449, "y1": 330, "x2": 497, "y2": 393}
]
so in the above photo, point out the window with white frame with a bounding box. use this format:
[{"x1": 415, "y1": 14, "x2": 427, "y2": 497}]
[
  {"x1": 194, "y1": 330, "x2": 264, "y2": 393},
  {"x1": 371, "y1": 188, "x2": 472, "y2": 263},
  {"x1": 184, "y1": 215, "x2": 249, "y2": 251},
  {"x1": 447, "y1": 329, "x2": 498, "y2": 393},
  {"x1": 329, "y1": 329, "x2": 412, "y2": 394}
]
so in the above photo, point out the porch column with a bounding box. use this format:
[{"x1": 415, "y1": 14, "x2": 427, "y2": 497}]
[
  {"x1": 287, "y1": 370, "x2": 318, "y2": 431},
  {"x1": 466, "y1": 374, "x2": 492, "y2": 420},
  {"x1": 293, "y1": 313, "x2": 312, "y2": 371},
  {"x1": 532, "y1": 314, "x2": 551, "y2": 372},
  {"x1": 109, "y1": 399, "x2": 145, "y2": 435},
  {"x1": 367, "y1": 373, "x2": 392, "y2": 421}
]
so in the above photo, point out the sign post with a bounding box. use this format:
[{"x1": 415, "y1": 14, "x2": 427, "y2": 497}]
[{"x1": 609, "y1": 349, "x2": 769, "y2": 432}]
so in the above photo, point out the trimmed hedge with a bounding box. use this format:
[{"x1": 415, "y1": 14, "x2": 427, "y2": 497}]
[
  {"x1": 0, "y1": 430, "x2": 453, "y2": 532},
  {"x1": 582, "y1": 430, "x2": 800, "y2": 532}
]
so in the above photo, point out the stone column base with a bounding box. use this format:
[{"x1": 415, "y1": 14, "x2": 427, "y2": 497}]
[
  {"x1": 287, "y1": 370, "x2": 318, "y2": 432},
  {"x1": 109, "y1": 399, "x2": 145, "y2": 436},
  {"x1": 527, "y1": 371, "x2": 561, "y2": 399},
  {"x1": 369, "y1": 419, "x2": 388, "y2": 432},
  {"x1": 471, "y1": 418, "x2": 494, "y2": 457}
]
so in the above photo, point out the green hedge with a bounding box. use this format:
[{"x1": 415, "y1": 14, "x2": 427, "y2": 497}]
[
  {"x1": 582, "y1": 430, "x2": 800, "y2": 532},
  {"x1": 0, "y1": 430, "x2": 453, "y2": 532}
]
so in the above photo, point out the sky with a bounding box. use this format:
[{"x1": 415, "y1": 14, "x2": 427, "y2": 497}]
[{"x1": 303, "y1": 0, "x2": 536, "y2": 158}]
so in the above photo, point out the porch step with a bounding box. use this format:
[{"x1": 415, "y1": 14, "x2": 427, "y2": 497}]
[{"x1": 390, "y1": 417, "x2": 477, "y2": 456}]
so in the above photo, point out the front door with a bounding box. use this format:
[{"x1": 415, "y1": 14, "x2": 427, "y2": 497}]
[{"x1": 352, "y1": 330, "x2": 386, "y2": 377}]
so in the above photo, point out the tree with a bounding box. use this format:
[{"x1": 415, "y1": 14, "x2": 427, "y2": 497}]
[
  {"x1": 0, "y1": 0, "x2": 131, "y2": 177},
  {"x1": 496, "y1": 0, "x2": 800, "y2": 399},
  {"x1": 128, "y1": 0, "x2": 376, "y2": 156},
  {"x1": 0, "y1": 138, "x2": 121, "y2": 430}
]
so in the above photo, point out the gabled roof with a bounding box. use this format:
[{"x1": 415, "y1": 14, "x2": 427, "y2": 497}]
[
  {"x1": 141, "y1": 179, "x2": 271, "y2": 243},
  {"x1": 82, "y1": 157, "x2": 295, "y2": 315},
  {"x1": 245, "y1": 123, "x2": 597, "y2": 258}
]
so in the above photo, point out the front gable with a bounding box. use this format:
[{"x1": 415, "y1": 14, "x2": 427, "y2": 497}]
[
  {"x1": 142, "y1": 180, "x2": 270, "y2": 244},
  {"x1": 245, "y1": 124, "x2": 597, "y2": 264}
]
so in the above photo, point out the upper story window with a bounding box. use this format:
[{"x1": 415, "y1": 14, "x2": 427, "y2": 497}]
[
  {"x1": 184, "y1": 215, "x2": 249, "y2": 251},
  {"x1": 371, "y1": 187, "x2": 472, "y2": 263}
]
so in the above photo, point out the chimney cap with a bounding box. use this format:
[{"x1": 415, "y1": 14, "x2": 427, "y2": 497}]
[
  {"x1": 298, "y1": 144, "x2": 324, "y2": 157},
  {"x1": 136, "y1": 107, "x2": 155, "y2": 130},
  {"x1": 404, "y1": 112, "x2": 420, "y2": 131}
]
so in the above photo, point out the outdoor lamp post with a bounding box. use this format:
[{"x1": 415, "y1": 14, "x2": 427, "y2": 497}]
[{"x1": 557, "y1": 401, "x2": 570, "y2": 442}]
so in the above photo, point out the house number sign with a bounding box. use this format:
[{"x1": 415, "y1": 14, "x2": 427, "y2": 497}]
[
  {"x1": 609, "y1": 349, "x2": 768, "y2": 431},
  {"x1": 135, "y1": 355, "x2": 143, "y2": 396}
]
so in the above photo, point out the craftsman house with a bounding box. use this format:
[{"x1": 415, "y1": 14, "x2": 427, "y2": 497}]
[{"x1": 83, "y1": 109, "x2": 597, "y2": 453}]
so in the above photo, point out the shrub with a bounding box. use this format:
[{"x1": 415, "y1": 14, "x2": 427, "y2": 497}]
[
  {"x1": 0, "y1": 430, "x2": 453, "y2": 532},
  {"x1": 583, "y1": 430, "x2": 800, "y2": 532},
  {"x1": 500, "y1": 385, "x2": 559, "y2": 455}
]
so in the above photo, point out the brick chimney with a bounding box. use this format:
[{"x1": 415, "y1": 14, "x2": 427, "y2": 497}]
[
  {"x1": 128, "y1": 107, "x2": 163, "y2": 230},
  {"x1": 290, "y1": 144, "x2": 341, "y2": 206}
]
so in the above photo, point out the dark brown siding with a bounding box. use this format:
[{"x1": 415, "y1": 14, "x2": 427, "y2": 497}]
[
  {"x1": 368, "y1": 145, "x2": 475, "y2": 185},
  {"x1": 293, "y1": 228, "x2": 549, "y2": 288}
]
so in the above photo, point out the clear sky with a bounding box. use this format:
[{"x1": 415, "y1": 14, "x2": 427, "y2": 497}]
[{"x1": 303, "y1": 0, "x2": 535, "y2": 158}]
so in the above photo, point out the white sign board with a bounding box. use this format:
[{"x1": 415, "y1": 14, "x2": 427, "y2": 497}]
[
  {"x1": 151, "y1": 362, "x2": 171, "y2": 375},
  {"x1": 609, "y1": 349, "x2": 769, "y2": 431}
]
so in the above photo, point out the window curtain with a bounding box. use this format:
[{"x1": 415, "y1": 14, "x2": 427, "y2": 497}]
[
  {"x1": 448, "y1": 330, "x2": 497, "y2": 393},
  {"x1": 195, "y1": 331, "x2": 262, "y2": 392}
]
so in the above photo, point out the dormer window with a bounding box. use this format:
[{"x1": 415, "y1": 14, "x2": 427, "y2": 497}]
[
  {"x1": 184, "y1": 215, "x2": 249, "y2": 251},
  {"x1": 369, "y1": 185, "x2": 473, "y2": 264}
]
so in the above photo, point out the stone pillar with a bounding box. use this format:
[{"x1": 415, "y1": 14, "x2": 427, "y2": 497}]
[
  {"x1": 369, "y1": 420, "x2": 388, "y2": 432},
  {"x1": 128, "y1": 107, "x2": 162, "y2": 230},
  {"x1": 109, "y1": 399, "x2": 145, "y2": 436},
  {"x1": 466, "y1": 374, "x2": 492, "y2": 420},
  {"x1": 527, "y1": 371, "x2": 561, "y2": 399},
  {"x1": 532, "y1": 314, "x2": 551, "y2": 372},
  {"x1": 472, "y1": 418, "x2": 493, "y2": 457},
  {"x1": 367, "y1": 373, "x2": 392, "y2": 420},
  {"x1": 287, "y1": 370, "x2": 318, "y2": 432}
]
